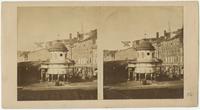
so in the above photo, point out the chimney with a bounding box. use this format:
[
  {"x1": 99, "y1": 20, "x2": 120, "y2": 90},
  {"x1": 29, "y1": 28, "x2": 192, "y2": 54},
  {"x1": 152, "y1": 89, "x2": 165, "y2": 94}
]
[
  {"x1": 164, "y1": 30, "x2": 167, "y2": 36},
  {"x1": 69, "y1": 33, "x2": 72, "y2": 39},
  {"x1": 156, "y1": 32, "x2": 159, "y2": 39},
  {"x1": 76, "y1": 32, "x2": 80, "y2": 41},
  {"x1": 77, "y1": 32, "x2": 80, "y2": 37},
  {"x1": 77, "y1": 32, "x2": 84, "y2": 41}
]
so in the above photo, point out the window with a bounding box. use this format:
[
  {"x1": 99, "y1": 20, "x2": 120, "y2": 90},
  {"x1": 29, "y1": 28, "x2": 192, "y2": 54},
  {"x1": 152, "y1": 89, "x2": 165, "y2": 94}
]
[
  {"x1": 147, "y1": 52, "x2": 150, "y2": 56},
  {"x1": 142, "y1": 52, "x2": 144, "y2": 58},
  {"x1": 54, "y1": 53, "x2": 57, "y2": 59},
  {"x1": 152, "y1": 53, "x2": 155, "y2": 57},
  {"x1": 60, "y1": 53, "x2": 63, "y2": 56},
  {"x1": 65, "y1": 54, "x2": 67, "y2": 58}
]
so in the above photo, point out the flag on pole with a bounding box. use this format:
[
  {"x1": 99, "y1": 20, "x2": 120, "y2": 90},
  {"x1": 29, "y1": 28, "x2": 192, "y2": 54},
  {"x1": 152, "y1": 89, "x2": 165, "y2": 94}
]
[
  {"x1": 121, "y1": 41, "x2": 131, "y2": 47},
  {"x1": 34, "y1": 42, "x2": 44, "y2": 48}
]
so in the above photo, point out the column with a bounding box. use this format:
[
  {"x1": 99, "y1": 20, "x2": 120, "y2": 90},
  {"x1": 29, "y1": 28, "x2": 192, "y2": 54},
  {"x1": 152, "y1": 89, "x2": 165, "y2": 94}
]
[
  {"x1": 57, "y1": 74, "x2": 60, "y2": 81},
  {"x1": 53, "y1": 74, "x2": 55, "y2": 81},
  {"x1": 49, "y1": 74, "x2": 52, "y2": 82},
  {"x1": 47, "y1": 74, "x2": 50, "y2": 82},
  {"x1": 150, "y1": 73, "x2": 153, "y2": 80},
  {"x1": 128, "y1": 70, "x2": 130, "y2": 81},
  {"x1": 134, "y1": 73, "x2": 137, "y2": 81},
  {"x1": 63, "y1": 74, "x2": 66, "y2": 81},
  {"x1": 40, "y1": 71, "x2": 43, "y2": 81},
  {"x1": 66, "y1": 74, "x2": 69, "y2": 82},
  {"x1": 145, "y1": 73, "x2": 147, "y2": 80},
  {"x1": 51, "y1": 74, "x2": 53, "y2": 81},
  {"x1": 138, "y1": 74, "x2": 141, "y2": 81},
  {"x1": 130, "y1": 72, "x2": 133, "y2": 80}
]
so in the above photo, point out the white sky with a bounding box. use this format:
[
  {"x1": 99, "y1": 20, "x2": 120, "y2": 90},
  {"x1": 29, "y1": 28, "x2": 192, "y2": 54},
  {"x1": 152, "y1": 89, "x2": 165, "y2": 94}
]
[
  {"x1": 100, "y1": 6, "x2": 183, "y2": 50},
  {"x1": 18, "y1": 7, "x2": 100, "y2": 51},
  {"x1": 18, "y1": 6, "x2": 183, "y2": 51}
]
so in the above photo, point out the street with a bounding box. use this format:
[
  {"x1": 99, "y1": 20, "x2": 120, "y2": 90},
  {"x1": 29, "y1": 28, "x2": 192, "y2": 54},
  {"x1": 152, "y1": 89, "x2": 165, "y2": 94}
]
[
  {"x1": 104, "y1": 80, "x2": 183, "y2": 99},
  {"x1": 18, "y1": 80, "x2": 97, "y2": 100}
]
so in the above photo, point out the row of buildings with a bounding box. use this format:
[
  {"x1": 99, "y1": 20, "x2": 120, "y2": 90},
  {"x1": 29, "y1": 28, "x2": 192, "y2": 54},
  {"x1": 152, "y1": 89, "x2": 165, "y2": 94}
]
[
  {"x1": 18, "y1": 29, "x2": 97, "y2": 82},
  {"x1": 104, "y1": 28, "x2": 184, "y2": 80},
  {"x1": 18, "y1": 29, "x2": 97, "y2": 66}
]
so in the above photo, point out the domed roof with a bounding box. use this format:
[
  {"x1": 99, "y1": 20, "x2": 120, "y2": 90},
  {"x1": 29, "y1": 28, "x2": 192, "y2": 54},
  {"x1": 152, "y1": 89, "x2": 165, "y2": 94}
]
[
  {"x1": 135, "y1": 40, "x2": 155, "y2": 51},
  {"x1": 48, "y1": 42, "x2": 68, "y2": 52}
]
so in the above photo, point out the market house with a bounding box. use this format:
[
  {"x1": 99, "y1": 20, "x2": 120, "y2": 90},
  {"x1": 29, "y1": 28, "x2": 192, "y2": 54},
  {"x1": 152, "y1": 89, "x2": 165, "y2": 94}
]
[{"x1": 128, "y1": 40, "x2": 161, "y2": 81}]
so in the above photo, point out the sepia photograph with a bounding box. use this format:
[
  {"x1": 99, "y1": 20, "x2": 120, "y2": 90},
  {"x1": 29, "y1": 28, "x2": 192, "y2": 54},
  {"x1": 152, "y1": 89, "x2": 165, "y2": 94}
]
[
  {"x1": 17, "y1": 7, "x2": 98, "y2": 100},
  {"x1": 2, "y1": 1, "x2": 198, "y2": 108},
  {"x1": 103, "y1": 7, "x2": 184, "y2": 99}
]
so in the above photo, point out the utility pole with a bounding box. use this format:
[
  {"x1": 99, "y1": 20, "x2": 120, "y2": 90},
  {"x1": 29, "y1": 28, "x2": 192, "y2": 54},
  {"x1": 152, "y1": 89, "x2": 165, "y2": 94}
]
[
  {"x1": 70, "y1": 45, "x2": 73, "y2": 59},
  {"x1": 168, "y1": 21, "x2": 171, "y2": 37},
  {"x1": 69, "y1": 33, "x2": 75, "y2": 60},
  {"x1": 69, "y1": 41, "x2": 75, "y2": 60}
]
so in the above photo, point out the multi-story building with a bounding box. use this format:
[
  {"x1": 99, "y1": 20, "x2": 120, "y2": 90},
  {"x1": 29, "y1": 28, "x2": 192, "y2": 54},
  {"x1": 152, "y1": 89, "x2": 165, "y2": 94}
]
[
  {"x1": 154, "y1": 28, "x2": 184, "y2": 76},
  {"x1": 104, "y1": 28, "x2": 184, "y2": 78},
  {"x1": 70, "y1": 29, "x2": 97, "y2": 69},
  {"x1": 27, "y1": 49, "x2": 50, "y2": 62},
  {"x1": 17, "y1": 51, "x2": 30, "y2": 62},
  {"x1": 103, "y1": 48, "x2": 137, "y2": 61},
  {"x1": 115, "y1": 48, "x2": 137, "y2": 61},
  {"x1": 18, "y1": 29, "x2": 97, "y2": 63},
  {"x1": 18, "y1": 29, "x2": 97, "y2": 80},
  {"x1": 103, "y1": 50, "x2": 116, "y2": 61}
]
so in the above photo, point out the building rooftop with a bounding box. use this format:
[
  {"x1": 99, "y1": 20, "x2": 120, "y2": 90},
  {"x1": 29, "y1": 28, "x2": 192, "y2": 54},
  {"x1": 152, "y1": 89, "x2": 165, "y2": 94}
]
[
  {"x1": 48, "y1": 42, "x2": 68, "y2": 52},
  {"x1": 135, "y1": 40, "x2": 155, "y2": 51}
]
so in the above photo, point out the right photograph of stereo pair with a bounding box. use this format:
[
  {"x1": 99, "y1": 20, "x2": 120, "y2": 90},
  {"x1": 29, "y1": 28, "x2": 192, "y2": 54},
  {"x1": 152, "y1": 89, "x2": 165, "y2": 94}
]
[{"x1": 102, "y1": 6, "x2": 184, "y2": 99}]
